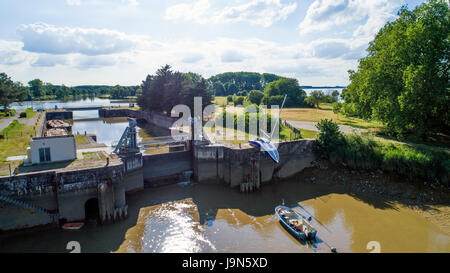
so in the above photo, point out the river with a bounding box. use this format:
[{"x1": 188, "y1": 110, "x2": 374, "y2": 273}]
[{"x1": 1, "y1": 173, "x2": 448, "y2": 253}]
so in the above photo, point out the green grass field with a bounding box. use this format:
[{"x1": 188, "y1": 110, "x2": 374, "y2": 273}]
[
  {"x1": 75, "y1": 135, "x2": 90, "y2": 145},
  {"x1": 280, "y1": 105, "x2": 383, "y2": 130},
  {"x1": 0, "y1": 121, "x2": 35, "y2": 175}
]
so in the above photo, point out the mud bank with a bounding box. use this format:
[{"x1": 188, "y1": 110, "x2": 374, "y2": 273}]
[{"x1": 298, "y1": 160, "x2": 450, "y2": 235}]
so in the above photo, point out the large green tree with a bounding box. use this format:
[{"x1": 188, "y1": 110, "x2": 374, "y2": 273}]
[
  {"x1": 137, "y1": 65, "x2": 212, "y2": 116},
  {"x1": 0, "y1": 72, "x2": 27, "y2": 111},
  {"x1": 263, "y1": 78, "x2": 307, "y2": 107},
  {"x1": 342, "y1": 0, "x2": 449, "y2": 138},
  {"x1": 28, "y1": 79, "x2": 44, "y2": 98}
]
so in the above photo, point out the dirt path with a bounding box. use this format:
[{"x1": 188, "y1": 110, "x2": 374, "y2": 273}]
[
  {"x1": 0, "y1": 110, "x2": 24, "y2": 132},
  {"x1": 286, "y1": 120, "x2": 365, "y2": 134}
]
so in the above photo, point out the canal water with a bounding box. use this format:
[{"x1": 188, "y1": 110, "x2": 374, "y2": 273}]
[
  {"x1": 11, "y1": 98, "x2": 172, "y2": 152},
  {"x1": 10, "y1": 97, "x2": 129, "y2": 110},
  {"x1": 1, "y1": 178, "x2": 448, "y2": 253},
  {"x1": 71, "y1": 110, "x2": 170, "y2": 148}
]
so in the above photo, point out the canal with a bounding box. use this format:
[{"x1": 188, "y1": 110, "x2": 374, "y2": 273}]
[{"x1": 1, "y1": 172, "x2": 448, "y2": 253}]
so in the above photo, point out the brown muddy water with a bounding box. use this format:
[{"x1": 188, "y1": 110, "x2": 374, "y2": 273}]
[{"x1": 1, "y1": 170, "x2": 449, "y2": 253}]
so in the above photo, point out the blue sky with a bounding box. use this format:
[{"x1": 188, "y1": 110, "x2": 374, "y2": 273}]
[{"x1": 0, "y1": 0, "x2": 426, "y2": 86}]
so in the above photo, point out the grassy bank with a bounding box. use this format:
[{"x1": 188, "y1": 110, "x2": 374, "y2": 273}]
[
  {"x1": 0, "y1": 121, "x2": 35, "y2": 174},
  {"x1": 315, "y1": 119, "x2": 449, "y2": 185},
  {"x1": 19, "y1": 108, "x2": 36, "y2": 119},
  {"x1": 329, "y1": 134, "x2": 449, "y2": 184}
]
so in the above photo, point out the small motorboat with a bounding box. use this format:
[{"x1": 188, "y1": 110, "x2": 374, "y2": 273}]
[
  {"x1": 62, "y1": 222, "x2": 84, "y2": 230},
  {"x1": 275, "y1": 205, "x2": 317, "y2": 240}
]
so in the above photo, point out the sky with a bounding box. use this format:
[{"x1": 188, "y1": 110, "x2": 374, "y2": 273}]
[{"x1": 0, "y1": 0, "x2": 427, "y2": 87}]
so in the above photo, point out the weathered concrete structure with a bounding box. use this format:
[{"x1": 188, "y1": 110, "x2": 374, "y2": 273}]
[
  {"x1": 0, "y1": 155, "x2": 143, "y2": 232},
  {"x1": 45, "y1": 111, "x2": 73, "y2": 121},
  {"x1": 143, "y1": 151, "x2": 193, "y2": 187},
  {"x1": 99, "y1": 109, "x2": 177, "y2": 129},
  {"x1": 193, "y1": 140, "x2": 316, "y2": 189}
]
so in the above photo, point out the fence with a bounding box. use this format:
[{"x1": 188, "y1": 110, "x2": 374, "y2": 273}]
[{"x1": 281, "y1": 119, "x2": 302, "y2": 140}]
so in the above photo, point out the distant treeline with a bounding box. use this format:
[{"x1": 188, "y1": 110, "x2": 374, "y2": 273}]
[
  {"x1": 24, "y1": 79, "x2": 140, "y2": 101},
  {"x1": 207, "y1": 72, "x2": 284, "y2": 96}
]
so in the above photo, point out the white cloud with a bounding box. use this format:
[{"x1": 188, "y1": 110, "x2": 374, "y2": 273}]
[
  {"x1": 17, "y1": 22, "x2": 146, "y2": 56},
  {"x1": 1, "y1": 30, "x2": 359, "y2": 85},
  {"x1": 298, "y1": 0, "x2": 403, "y2": 40},
  {"x1": 31, "y1": 54, "x2": 68, "y2": 67},
  {"x1": 181, "y1": 53, "x2": 204, "y2": 64},
  {"x1": 74, "y1": 55, "x2": 118, "y2": 69},
  {"x1": 165, "y1": 0, "x2": 211, "y2": 23},
  {"x1": 221, "y1": 50, "x2": 245, "y2": 63},
  {"x1": 165, "y1": 0, "x2": 297, "y2": 27},
  {"x1": 0, "y1": 41, "x2": 28, "y2": 66},
  {"x1": 311, "y1": 38, "x2": 367, "y2": 60},
  {"x1": 125, "y1": 0, "x2": 139, "y2": 6},
  {"x1": 66, "y1": 0, "x2": 139, "y2": 6},
  {"x1": 67, "y1": 0, "x2": 81, "y2": 5}
]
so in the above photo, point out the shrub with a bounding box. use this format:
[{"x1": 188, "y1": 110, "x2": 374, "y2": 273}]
[
  {"x1": 340, "y1": 102, "x2": 359, "y2": 117},
  {"x1": 315, "y1": 119, "x2": 344, "y2": 157},
  {"x1": 325, "y1": 132, "x2": 450, "y2": 184},
  {"x1": 19, "y1": 112, "x2": 27, "y2": 118},
  {"x1": 233, "y1": 96, "x2": 245, "y2": 105},
  {"x1": 332, "y1": 102, "x2": 342, "y2": 114}
]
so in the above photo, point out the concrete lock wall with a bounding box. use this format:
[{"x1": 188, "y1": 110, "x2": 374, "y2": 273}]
[
  {"x1": 194, "y1": 140, "x2": 316, "y2": 187},
  {"x1": 45, "y1": 111, "x2": 73, "y2": 120},
  {"x1": 193, "y1": 144, "x2": 224, "y2": 183},
  {"x1": 99, "y1": 109, "x2": 177, "y2": 129},
  {"x1": 0, "y1": 164, "x2": 127, "y2": 231},
  {"x1": 143, "y1": 151, "x2": 192, "y2": 184}
]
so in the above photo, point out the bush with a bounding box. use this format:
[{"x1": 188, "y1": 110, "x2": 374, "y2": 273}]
[
  {"x1": 227, "y1": 95, "x2": 233, "y2": 103},
  {"x1": 233, "y1": 96, "x2": 245, "y2": 105},
  {"x1": 340, "y1": 102, "x2": 359, "y2": 117},
  {"x1": 315, "y1": 119, "x2": 344, "y2": 157},
  {"x1": 247, "y1": 90, "x2": 264, "y2": 105},
  {"x1": 332, "y1": 102, "x2": 342, "y2": 114},
  {"x1": 19, "y1": 112, "x2": 27, "y2": 118}
]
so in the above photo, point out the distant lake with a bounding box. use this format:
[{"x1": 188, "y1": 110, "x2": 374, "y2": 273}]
[
  {"x1": 9, "y1": 97, "x2": 130, "y2": 110},
  {"x1": 303, "y1": 88, "x2": 344, "y2": 102}
]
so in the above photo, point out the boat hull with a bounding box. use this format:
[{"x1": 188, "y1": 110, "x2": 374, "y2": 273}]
[{"x1": 275, "y1": 205, "x2": 317, "y2": 241}]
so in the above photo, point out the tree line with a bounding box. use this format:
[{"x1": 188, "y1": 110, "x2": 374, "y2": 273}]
[
  {"x1": 0, "y1": 73, "x2": 141, "y2": 112},
  {"x1": 207, "y1": 72, "x2": 284, "y2": 96}
]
